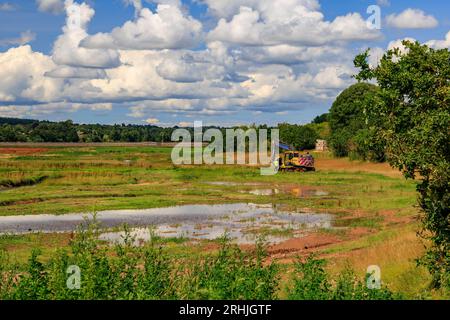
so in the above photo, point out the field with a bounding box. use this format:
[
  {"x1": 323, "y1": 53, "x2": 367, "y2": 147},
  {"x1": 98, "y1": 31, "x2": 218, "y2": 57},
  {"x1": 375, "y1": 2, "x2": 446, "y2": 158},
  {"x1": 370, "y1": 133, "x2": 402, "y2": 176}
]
[{"x1": 0, "y1": 145, "x2": 445, "y2": 299}]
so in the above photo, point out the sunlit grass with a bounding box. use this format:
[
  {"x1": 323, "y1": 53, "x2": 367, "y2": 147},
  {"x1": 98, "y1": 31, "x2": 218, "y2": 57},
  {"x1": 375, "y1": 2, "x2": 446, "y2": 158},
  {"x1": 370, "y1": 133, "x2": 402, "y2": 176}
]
[{"x1": 0, "y1": 145, "x2": 438, "y2": 298}]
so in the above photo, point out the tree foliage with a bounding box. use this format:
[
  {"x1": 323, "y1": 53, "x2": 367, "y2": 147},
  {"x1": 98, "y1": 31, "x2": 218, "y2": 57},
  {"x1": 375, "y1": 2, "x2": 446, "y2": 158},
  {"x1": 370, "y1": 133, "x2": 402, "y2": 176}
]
[
  {"x1": 0, "y1": 118, "x2": 176, "y2": 143},
  {"x1": 279, "y1": 123, "x2": 319, "y2": 150},
  {"x1": 328, "y1": 82, "x2": 385, "y2": 161},
  {"x1": 0, "y1": 117, "x2": 326, "y2": 152},
  {"x1": 355, "y1": 41, "x2": 450, "y2": 288},
  {"x1": 312, "y1": 113, "x2": 329, "y2": 124},
  {"x1": 0, "y1": 222, "x2": 399, "y2": 300}
]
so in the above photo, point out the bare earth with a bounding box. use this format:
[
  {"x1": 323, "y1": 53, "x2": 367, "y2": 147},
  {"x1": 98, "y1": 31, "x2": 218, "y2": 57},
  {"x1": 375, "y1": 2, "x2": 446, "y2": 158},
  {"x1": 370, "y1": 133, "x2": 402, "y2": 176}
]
[{"x1": 316, "y1": 158, "x2": 403, "y2": 178}]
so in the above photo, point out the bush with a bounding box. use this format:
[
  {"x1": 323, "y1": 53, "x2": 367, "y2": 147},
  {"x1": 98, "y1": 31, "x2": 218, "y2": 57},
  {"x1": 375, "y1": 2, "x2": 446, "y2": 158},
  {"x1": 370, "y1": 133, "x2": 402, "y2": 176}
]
[
  {"x1": 0, "y1": 224, "x2": 279, "y2": 300},
  {"x1": 329, "y1": 131, "x2": 352, "y2": 157},
  {"x1": 0, "y1": 222, "x2": 400, "y2": 300},
  {"x1": 287, "y1": 255, "x2": 400, "y2": 300},
  {"x1": 180, "y1": 237, "x2": 279, "y2": 300},
  {"x1": 328, "y1": 83, "x2": 385, "y2": 161},
  {"x1": 352, "y1": 129, "x2": 386, "y2": 162}
]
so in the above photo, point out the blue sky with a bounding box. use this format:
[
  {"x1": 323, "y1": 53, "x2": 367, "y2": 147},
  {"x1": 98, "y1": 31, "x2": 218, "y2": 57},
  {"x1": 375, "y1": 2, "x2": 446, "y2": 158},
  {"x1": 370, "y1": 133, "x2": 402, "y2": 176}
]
[{"x1": 0, "y1": 0, "x2": 449, "y2": 126}]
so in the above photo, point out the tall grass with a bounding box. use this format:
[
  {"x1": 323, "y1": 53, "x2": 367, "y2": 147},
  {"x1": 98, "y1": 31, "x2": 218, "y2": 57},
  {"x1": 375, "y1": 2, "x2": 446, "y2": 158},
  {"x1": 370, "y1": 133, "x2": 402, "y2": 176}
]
[
  {"x1": 287, "y1": 255, "x2": 401, "y2": 300},
  {"x1": 0, "y1": 222, "x2": 400, "y2": 300}
]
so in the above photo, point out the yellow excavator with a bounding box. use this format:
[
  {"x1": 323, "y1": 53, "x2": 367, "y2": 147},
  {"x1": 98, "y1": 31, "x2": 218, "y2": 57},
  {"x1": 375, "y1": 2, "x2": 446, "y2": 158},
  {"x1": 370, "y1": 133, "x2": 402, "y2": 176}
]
[{"x1": 277, "y1": 143, "x2": 315, "y2": 172}]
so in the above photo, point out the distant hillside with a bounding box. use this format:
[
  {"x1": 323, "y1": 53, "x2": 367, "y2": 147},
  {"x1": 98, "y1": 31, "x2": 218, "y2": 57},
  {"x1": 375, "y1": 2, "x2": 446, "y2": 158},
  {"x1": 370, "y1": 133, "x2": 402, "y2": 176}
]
[{"x1": 0, "y1": 117, "x2": 38, "y2": 125}]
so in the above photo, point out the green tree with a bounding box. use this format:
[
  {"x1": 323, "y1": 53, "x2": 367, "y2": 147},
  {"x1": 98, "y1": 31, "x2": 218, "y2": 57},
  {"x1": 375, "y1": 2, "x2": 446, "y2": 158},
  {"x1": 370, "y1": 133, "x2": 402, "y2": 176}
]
[
  {"x1": 306, "y1": 122, "x2": 331, "y2": 141},
  {"x1": 59, "y1": 120, "x2": 79, "y2": 142},
  {"x1": 0, "y1": 124, "x2": 25, "y2": 142},
  {"x1": 355, "y1": 41, "x2": 450, "y2": 288},
  {"x1": 312, "y1": 113, "x2": 329, "y2": 124},
  {"x1": 279, "y1": 123, "x2": 318, "y2": 150},
  {"x1": 328, "y1": 82, "x2": 383, "y2": 160}
]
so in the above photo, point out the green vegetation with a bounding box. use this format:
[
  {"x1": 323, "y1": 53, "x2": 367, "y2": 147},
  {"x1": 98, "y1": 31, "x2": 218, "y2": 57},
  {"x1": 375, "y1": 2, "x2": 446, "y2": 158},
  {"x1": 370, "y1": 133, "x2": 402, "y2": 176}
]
[
  {"x1": 0, "y1": 118, "x2": 37, "y2": 126},
  {"x1": 312, "y1": 113, "x2": 329, "y2": 124},
  {"x1": 0, "y1": 175, "x2": 48, "y2": 189},
  {"x1": 0, "y1": 145, "x2": 433, "y2": 299},
  {"x1": 0, "y1": 222, "x2": 398, "y2": 300},
  {"x1": 279, "y1": 123, "x2": 319, "y2": 150},
  {"x1": 355, "y1": 40, "x2": 450, "y2": 289},
  {"x1": 0, "y1": 146, "x2": 417, "y2": 216},
  {"x1": 288, "y1": 255, "x2": 399, "y2": 300},
  {"x1": 0, "y1": 119, "x2": 175, "y2": 143},
  {"x1": 306, "y1": 122, "x2": 330, "y2": 141},
  {"x1": 328, "y1": 83, "x2": 385, "y2": 161},
  {"x1": 0, "y1": 116, "x2": 328, "y2": 152},
  {"x1": 0, "y1": 41, "x2": 446, "y2": 301}
]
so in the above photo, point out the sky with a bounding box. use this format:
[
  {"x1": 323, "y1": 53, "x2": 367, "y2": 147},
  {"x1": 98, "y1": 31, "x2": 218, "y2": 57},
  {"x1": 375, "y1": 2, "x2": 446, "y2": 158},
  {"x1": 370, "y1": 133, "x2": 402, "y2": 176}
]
[{"x1": 0, "y1": 0, "x2": 449, "y2": 126}]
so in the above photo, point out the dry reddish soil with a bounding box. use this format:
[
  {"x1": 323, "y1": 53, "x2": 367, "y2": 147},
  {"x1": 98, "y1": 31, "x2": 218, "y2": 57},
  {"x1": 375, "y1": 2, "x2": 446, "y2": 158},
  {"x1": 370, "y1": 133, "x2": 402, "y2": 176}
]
[
  {"x1": 378, "y1": 209, "x2": 418, "y2": 226},
  {"x1": 263, "y1": 227, "x2": 373, "y2": 263},
  {"x1": 316, "y1": 158, "x2": 402, "y2": 178},
  {"x1": 0, "y1": 148, "x2": 49, "y2": 155}
]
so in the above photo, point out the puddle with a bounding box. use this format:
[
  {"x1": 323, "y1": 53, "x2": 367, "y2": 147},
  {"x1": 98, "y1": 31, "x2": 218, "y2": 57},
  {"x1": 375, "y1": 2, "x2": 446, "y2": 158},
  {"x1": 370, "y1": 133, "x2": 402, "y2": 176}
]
[
  {"x1": 288, "y1": 188, "x2": 329, "y2": 197},
  {"x1": 99, "y1": 204, "x2": 332, "y2": 245},
  {"x1": 204, "y1": 181, "x2": 239, "y2": 186},
  {"x1": 204, "y1": 181, "x2": 329, "y2": 198},
  {"x1": 0, "y1": 203, "x2": 332, "y2": 245},
  {"x1": 204, "y1": 181, "x2": 262, "y2": 187},
  {"x1": 241, "y1": 189, "x2": 280, "y2": 196},
  {"x1": 240, "y1": 187, "x2": 329, "y2": 197}
]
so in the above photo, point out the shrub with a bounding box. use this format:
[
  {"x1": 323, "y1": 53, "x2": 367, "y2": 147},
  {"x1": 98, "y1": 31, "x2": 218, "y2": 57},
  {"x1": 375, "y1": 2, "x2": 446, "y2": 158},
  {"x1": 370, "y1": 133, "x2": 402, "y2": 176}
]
[
  {"x1": 180, "y1": 237, "x2": 279, "y2": 300},
  {"x1": 0, "y1": 223, "x2": 400, "y2": 300},
  {"x1": 287, "y1": 255, "x2": 400, "y2": 300}
]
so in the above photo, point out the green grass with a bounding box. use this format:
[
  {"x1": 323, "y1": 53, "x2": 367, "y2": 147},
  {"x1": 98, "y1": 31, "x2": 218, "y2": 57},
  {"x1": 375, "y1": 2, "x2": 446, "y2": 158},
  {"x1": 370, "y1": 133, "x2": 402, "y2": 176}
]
[
  {"x1": 0, "y1": 223, "x2": 400, "y2": 300},
  {"x1": 333, "y1": 216, "x2": 384, "y2": 229},
  {"x1": 0, "y1": 175, "x2": 48, "y2": 189},
  {"x1": 0, "y1": 146, "x2": 417, "y2": 216},
  {"x1": 0, "y1": 145, "x2": 437, "y2": 299}
]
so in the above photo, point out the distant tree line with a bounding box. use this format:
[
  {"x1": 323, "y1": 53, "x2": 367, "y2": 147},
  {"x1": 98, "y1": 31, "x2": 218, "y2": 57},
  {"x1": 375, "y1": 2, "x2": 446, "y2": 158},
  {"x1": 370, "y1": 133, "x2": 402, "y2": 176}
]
[
  {"x1": 278, "y1": 121, "x2": 329, "y2": 151},
  {"x1": 0, "y1": 119, "x2": 177, "y2": 143},
  {"x1": 0, "y1": 117, "x2": 330, "y2": 151}
]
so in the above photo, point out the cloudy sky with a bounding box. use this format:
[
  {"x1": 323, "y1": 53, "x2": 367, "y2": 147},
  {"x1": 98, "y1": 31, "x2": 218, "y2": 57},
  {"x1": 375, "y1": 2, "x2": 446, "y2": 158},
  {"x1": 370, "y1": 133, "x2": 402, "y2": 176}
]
[{"x1": 0, "y1": 0, "x2": 449, "y2": 126}]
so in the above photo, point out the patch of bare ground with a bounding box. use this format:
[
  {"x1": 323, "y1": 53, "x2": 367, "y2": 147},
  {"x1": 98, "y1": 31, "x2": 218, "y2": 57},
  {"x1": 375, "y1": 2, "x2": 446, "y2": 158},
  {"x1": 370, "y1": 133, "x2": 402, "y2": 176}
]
[
  {"x1": 378, "y1": 209, "x2": 418, "y2": 226},
  {"x1": 316, "y1": 158, "x2": 402, "y2": 178},
  {"x1": 0, "y1": 147, "x2": 49, "y2": 155},
  {"x1": 263, "y1": 227, "x2": 373, "y2": 264}
]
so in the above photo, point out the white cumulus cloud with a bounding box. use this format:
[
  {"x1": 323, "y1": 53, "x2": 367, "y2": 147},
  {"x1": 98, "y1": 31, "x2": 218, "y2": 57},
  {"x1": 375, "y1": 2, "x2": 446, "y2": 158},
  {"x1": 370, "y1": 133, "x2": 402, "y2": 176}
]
[
  {"x1": 386, "y1": 9, "x2": 438, "y2": 29},
  {"x1": 0, "y1": 46, "x2": 62, "y2": 103},
  {"x1": 81, "y1": 4, "x2": 203, "y2": 50},
  {"x1": 44, "y1": 66, "x2": 107, "y2": 79},
  {"x1": 0, "y1": 30, "x2": 36, "y2": 47},
  {"x1": 145, "y1": 118, "x2": 160, "y2": 124},
  {"x1": 36, "y1": 0, "x2": 64, "y2": 14},
  {"x1": 426, "y1": 31, "x2": 450, "y2": 49},
  {"x1": 3, "y1": 0, "x2": 447, "y2": 122},
  {"x1": 207, "y1": 1, "x2": 381, "y2": 46},
  {"x1": 51, "y1": 0, "x2": 121, "y2": 68}
]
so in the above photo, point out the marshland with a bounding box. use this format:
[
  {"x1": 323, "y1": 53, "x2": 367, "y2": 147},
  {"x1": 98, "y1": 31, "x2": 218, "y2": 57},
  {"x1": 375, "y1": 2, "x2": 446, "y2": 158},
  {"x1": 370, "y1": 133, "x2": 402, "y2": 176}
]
[{"x1": 0, "y1": 144, "x2": 442, "y2": 299}]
